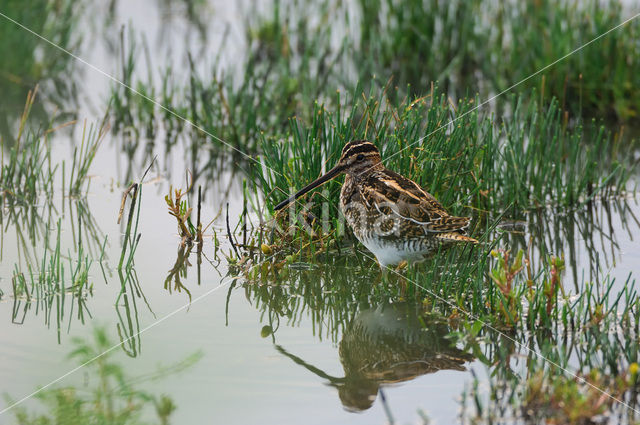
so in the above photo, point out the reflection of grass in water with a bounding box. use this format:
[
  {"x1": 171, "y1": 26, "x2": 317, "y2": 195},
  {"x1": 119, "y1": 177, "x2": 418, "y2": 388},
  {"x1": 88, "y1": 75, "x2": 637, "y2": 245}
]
[
  {"x1": 115, "y1": 267, "x2": 155, "y2": 359},
  {"x1": 463, "y1": 341, "x2": 640, "y2": 424},
  {"x1": 241, "y1": 226, "x2": 640, "y2": 421},
  {"x1": 1, "y1": 195, "x2": 106, "y2": 274},
  {"x1": 242, "y1": 256, "x2": 383, "y2": 342},
  {"x1": 117, "y1": 183, "x2": 143, "y2": 272},
  {"x1": 114, "y1": 159, "x2": 157, "y2": 358},
  {"x1": 240, "y1": 199, "x2": 640, "y2": 339},
  {"x1": 6, "y1": 326, "x2": 201, "y2": 425},
  {"x1": 11, "y1": 218, "x2": 104, "y2": 343},
  {"x1": 497, "y1": 199, "x2": 640, "y2": 292},
  {"x1": 2, "y1": 91, "x2": 109, "y2": 337}
]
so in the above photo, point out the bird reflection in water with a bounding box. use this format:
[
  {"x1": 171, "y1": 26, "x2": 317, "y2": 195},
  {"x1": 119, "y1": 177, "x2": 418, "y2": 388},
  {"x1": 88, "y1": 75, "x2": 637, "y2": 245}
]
[{"x1": 276, "y1": 302, "x2": 474, "y2": 412}]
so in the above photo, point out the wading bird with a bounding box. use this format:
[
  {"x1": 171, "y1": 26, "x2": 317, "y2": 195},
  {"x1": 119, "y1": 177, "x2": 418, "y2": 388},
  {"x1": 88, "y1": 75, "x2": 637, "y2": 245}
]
[{"x1": 274, "y1": 140, "x2": 477, "y2": 266}]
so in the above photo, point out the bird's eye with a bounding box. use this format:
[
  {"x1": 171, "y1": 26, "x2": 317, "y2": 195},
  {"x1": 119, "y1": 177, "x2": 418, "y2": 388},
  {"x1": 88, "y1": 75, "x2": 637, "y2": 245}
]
[{"x1": 356, "y1": 154, "x2": 365, "y2": 161}]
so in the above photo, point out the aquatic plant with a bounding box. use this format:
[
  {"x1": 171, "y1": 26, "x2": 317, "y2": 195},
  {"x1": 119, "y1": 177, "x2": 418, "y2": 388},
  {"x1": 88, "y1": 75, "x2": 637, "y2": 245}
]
[
  {"x1": 116, "y1": 267, "x2": 154, "y2": 358},
  {"x1": 354, "y1": 0, "x2": 640, "y2": 122},
  {"x1": 352, "y1": 0, "x2": 489, "y2": 99},
  {"x1": 0, "y1": 88, "x2": 55, "y2": 204},
  {"x1": 242, "y1": 230, "x2": 640, "y2": 422},
  {"x1": 66, "y1": 119, "x2": 109, "y2": 197},
  {"x1": 0, "y1": 0, "x2": 81, "y2": 140},
  {"x1": 109, "y1": 0, "x2": 640, "y2": 166},
  {"x1": 490, "y1": 0, "x2": 640, "y2": 122},
  {"x1": 462, "y1": 336, "x2": 640, "y2": 424},
  {"x1": 1, "y1": 89, "x2": 107, "y2": 204},
  {"x1": 488, "y1": 249, "x2": 525, "y2": 328},
  {"x1": 117, "y1": 184, "x2": 143, "y2": 272},
  {"x1": 10, "y1": 219, "x2": 99, "y2": 342},
  {"x1": 6, "y1": 326, "x2": 201, "y2": 425},
  {"x1": 164, "y1": 173, "x2": 204, "y2": 246},
  {"x1": 109, "y1": 0, "x2": 341, "y2": 171}
]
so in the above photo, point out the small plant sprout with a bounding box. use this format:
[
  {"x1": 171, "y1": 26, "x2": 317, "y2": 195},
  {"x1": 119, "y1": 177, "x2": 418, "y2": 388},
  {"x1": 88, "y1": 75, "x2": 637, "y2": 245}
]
[{"x1": 165, "y1": 171, "x2": 201, "y2": 245}]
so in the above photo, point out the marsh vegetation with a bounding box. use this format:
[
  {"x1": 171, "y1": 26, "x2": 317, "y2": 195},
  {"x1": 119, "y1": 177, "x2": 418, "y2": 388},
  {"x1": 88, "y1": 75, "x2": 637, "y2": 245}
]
[{"x1": 1, "y1": 0, "x2": 640, "y2": 424}]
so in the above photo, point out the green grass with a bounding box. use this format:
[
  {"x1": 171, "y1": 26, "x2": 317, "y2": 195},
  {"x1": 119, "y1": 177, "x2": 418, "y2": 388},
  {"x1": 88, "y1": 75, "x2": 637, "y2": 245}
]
[
  {"x1": 115, "y1": 167, "x2": 156, "y2": 358},
  {"x1": 352, "y1": 0, "x2": 640, "y2": 122},
  {"x1": 241, "y1": 226, "x2": 640, "y2": 422},
  {"x1": 0, "y1": 88, "x2": 55, "y2": 205},
  {"x1": 66, "y1": 119, "x2": 107, "y2": 197},
  {"x1": 489, "y1": 0, "x2": 640, "y2": 122},
  {"x1": 117, "y1": 182, "x2": 143, "y2": 272},
  {"x1": 1, "y1": 89, "x2": 107, "y2": 205},
  {"x1": 253, "y1": 87, "x2": 633, "y2": 234},
  {"x1": 0, "y1": 0, "x2": 80, "y2": 141},
  {"x1": 244, "y1": 225, "x2": 639, "y2": 339},
  {"x1": 109, "y1": 3, "x2": 340, "y2": 172},
  {"x1": 109, "y1": 0, "x2": 640, "y2": 169},
  {"x1": 106, "y1": 1, "x2": 638, "y2": 262},
  {"x1": 352, "y1": 0, "x2": 490, "y2": 99}
]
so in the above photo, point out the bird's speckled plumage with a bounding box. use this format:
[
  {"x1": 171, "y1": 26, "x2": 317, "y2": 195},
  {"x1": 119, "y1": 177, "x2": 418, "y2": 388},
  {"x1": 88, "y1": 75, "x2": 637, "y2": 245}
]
[{"x1": 275, "y1": 140, "x2": 477, "y2": 266}]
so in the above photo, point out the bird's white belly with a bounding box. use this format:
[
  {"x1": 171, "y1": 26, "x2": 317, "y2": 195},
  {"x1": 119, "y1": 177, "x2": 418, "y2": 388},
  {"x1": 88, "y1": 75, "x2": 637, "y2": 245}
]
[{"x1": 359, "y1": 237, "x2": 430, "y2": 267}]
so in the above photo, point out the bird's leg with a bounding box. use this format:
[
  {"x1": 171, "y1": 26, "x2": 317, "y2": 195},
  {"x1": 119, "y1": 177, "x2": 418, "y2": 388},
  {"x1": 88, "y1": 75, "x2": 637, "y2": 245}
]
[
  {"x1": 397, "y1": 274, "x2": 407, "y2": 297},
  {"x1": 376, "y1": 261, "x2": 409, "y2": 294},
  {"x1": 377, "y1": 263, "x2": 388, "y2": 285},
  {"x1": 395, "y1": 260, "x2": 408, "y2": 272},
  {"x1": 394, "y1": 261, "x2": 409, "y2": 296}
]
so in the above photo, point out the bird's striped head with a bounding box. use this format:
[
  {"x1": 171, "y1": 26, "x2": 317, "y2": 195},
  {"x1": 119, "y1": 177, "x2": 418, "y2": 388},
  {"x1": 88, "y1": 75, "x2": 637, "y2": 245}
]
[
  {"x1": 273, "y1": 140, "x2": 382, "y2": 210},
  {"x1": 336, "y1": 140, "x2": 382, "y2": 176}
]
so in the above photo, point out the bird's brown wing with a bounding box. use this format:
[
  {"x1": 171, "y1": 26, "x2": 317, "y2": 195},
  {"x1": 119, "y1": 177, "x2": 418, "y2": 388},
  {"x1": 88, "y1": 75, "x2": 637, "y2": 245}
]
[{"x1": 360, "y1": 170, "x2": 471, "y2": 233}]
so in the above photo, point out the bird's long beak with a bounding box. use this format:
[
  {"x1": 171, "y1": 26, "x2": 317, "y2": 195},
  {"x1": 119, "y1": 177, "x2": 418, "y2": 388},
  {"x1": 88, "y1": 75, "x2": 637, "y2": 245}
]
[{"x1": 274, "y1": 165, "x2": 344, "y2": 211}]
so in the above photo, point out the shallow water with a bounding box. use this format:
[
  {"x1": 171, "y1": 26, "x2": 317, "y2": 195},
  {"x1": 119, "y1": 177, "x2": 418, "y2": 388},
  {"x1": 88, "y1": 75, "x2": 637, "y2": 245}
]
[{"x1": 1, "y1": 1, "x2": 640, "y2": 424}]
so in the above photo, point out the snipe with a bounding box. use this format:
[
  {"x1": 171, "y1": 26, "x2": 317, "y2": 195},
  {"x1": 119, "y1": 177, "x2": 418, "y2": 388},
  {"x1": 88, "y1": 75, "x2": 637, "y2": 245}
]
[{"x1": 275, "y1": 140, "x2": 477, "y2": 266}]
